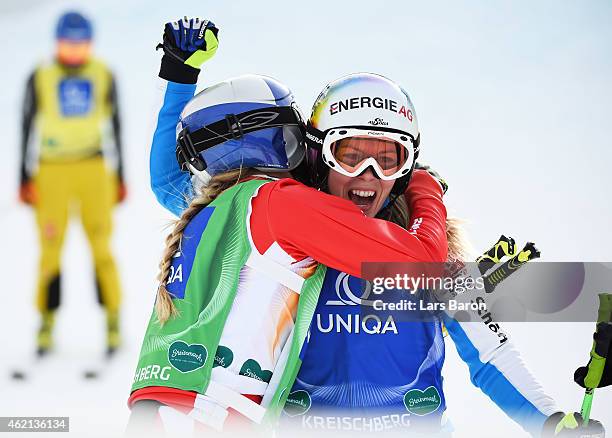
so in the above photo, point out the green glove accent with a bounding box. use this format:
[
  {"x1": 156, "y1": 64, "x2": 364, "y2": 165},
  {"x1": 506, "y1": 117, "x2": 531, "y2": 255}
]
[
  {"x1": 185, "y1": 29, "x2": 219, "y2": 69},
  {"x1": 577, "y1": 293, "x2": 612, "y2": 426},
  {"x1": 554, "y1": 413, "x2": 579, "y2": 435},
  {"x1": 543, "y1": 412, "x2": 604, "y2": 437},
  {"x1": 596, "y1": 293, "x2": 612, "y2": 325},
  {"x1": 583, "y1": 294, "x2": 612, "y2": 388},
  {"x1": 584, "y1": 351, "x2": 607, "y2": 389}
]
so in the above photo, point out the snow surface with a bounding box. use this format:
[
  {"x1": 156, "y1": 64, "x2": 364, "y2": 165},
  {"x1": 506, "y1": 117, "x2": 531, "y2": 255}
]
[{"x1": 0, "y1": 1, "x2": 611, "y2": 437}]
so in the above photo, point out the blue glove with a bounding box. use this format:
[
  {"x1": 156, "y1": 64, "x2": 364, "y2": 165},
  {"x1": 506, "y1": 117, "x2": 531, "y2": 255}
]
[{"x1": 157, "y1": 17, "x2": 219, "y2": 83}]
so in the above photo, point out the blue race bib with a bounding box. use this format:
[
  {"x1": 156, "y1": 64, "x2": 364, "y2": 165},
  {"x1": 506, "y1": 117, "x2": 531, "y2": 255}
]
[{"x1": 58, "y1": 78, "x2": 93, "y2": 116}]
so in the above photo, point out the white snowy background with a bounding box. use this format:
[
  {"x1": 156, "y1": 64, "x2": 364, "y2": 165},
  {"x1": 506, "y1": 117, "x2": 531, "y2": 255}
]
[{"x1": 1, "y1": 0, "x2": 611, "y2": 437}]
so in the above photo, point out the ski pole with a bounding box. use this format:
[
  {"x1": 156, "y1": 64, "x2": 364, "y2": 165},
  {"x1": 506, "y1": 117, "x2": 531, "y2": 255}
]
[
  {"x1": 483, "y1": 242, "x2": 541, "y2": 294},
  {"x1": 441, "y1": 235, "x2": 537, "y2": 299},
  {"x1": 448, "y1": 235, "x2": 530, "y2": 295},
  {"x1": 443, "y1": 235, "x2": 516, "y2": 294},
  {"x1": 476, "y1": 235, "x2": 516, "y2": 275},
  {"x1": 580, "y1": 293, "x2": 612, "y2": 426}
]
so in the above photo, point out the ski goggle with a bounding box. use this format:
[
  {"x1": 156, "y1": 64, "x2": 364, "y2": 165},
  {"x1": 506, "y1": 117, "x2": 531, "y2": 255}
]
[
  {"x1": 176, "y1": 105, "x2": 306, "y2": 176},
  {"x1": 321, "y1": 128, "x2": 416, "y2": 180},
  {"x1": 57, "y1": 40, "x2": 92, "y2": 66},
  {"x1": 197, "y1": 125, "x2": 305, "y2": 176}
]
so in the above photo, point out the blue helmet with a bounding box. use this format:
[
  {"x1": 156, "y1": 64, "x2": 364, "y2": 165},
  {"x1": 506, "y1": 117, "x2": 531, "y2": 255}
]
[
  {"x1": 176, "y1": 74, "x2": 306, "y2": 183},
  {"x1": 56, "y1": 11, "x2": 93, "y2": 41}
]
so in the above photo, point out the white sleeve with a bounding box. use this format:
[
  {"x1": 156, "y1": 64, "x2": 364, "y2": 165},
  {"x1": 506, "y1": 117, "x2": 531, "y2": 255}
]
[{"x1": 443, "y1": 313, "x2": 559, "y2": 436}]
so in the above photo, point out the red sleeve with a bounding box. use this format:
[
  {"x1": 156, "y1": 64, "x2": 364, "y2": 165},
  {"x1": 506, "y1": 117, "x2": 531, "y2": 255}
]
[
  {"x1": 250, "y1": 177, "x2": 447, "y2": 279},
  {"x1": 128, "y1": 387, "x2": 196, "y2": 413},
  {"x1": 128, "y1": 387, "x2": 262, "y2": 410},
  {"x1": 404, "y1": 169, "x2": 448, "y2": 262}
]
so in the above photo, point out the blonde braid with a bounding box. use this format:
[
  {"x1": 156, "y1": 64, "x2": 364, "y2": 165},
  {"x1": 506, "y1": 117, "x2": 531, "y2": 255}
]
[{"x1": 155, "y1": 168, "x2": 259, "y2": 324}]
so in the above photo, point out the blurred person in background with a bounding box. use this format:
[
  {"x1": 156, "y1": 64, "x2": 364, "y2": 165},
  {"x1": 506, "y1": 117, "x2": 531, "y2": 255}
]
[{"x1": 18, "y1": 11, "x2": 126, "y2": 357}]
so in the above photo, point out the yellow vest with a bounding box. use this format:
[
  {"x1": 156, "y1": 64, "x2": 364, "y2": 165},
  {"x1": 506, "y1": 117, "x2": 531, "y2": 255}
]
[{"x1": 34, "y1": 58, "x2": 112, "y2": 161}]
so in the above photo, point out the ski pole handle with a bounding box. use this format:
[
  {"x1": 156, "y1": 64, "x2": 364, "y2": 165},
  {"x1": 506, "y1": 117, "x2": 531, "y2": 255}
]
[
  {"x1": 483, "y1": 242, "x2": 541, "y2": 293},
  {"x1": 476, "y1": 235, "x2": 516, "y2": 275},
  {"x1": 581, "y1": 389, "x2": 594, "y2": 425}
]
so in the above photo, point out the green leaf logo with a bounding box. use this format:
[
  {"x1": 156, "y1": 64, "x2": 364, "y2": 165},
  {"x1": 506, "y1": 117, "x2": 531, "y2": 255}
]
[
  {"x1": 213, "y1": 345, "x2": 234, "y2": 368},
  {"x1": 283, "y1": 390, "x2": 311, "y2": 417},
  {"x1": 403, "y1": 386, "x2": 441, "y2": 416},
  {"x1": 167, "y1": 341, "x2": 208, "y2": 373},
  {"x1": 239, "y1": 359, "x2": 272, "y2": 383}
]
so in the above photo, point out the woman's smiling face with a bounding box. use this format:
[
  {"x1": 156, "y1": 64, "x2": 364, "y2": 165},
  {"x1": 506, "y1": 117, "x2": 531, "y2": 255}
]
[{"x1": 327, "y1": 167, "x2": 395, "y2": 217}]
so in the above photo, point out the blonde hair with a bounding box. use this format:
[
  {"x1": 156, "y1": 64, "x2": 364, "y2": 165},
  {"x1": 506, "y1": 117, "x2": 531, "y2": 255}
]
[{"x1": 155, "y1": 168, "x2": 259, "y2": 324}]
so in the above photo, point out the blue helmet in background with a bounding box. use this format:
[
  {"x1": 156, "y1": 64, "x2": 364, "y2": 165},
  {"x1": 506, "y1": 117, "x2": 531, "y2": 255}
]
[
  {"x1": 176, "y1": 74, "x2": 307, "y2": 184},
  {"x1": 56, "y1": 11, "x2": 93, "y2": 41}
]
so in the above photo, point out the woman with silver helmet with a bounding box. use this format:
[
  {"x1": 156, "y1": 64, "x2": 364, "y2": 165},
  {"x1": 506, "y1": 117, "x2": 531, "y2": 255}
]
[{"x1": 285, "y1": 54, "x2": 603, "y2": 438}]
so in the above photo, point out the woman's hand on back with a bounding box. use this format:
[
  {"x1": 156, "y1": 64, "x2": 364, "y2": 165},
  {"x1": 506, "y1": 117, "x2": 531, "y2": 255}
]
[{"x1": 414, "y1": 162, "x2": 448, "y2": 195}]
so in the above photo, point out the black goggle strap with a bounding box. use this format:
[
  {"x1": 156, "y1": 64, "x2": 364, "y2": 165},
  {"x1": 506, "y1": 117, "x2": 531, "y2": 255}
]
[
  {"x1": 176, "y1": 127, "x2": 206, "y2": 172},
  {"x1": 305, "y1": 122, "x2": 325, "y2": 151},
  {"x1": 177, "y1": 105, "x2": 304, "y2": 173},
  {"x1": 190, "y1": 106, "x2": 303, "y2": 151}
]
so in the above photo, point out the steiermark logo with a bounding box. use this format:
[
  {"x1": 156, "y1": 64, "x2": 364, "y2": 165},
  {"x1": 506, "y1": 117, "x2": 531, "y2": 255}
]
[
  {"x1": 403, "y1": 386, "x2": 441, "y2": 416},
  {"x1": 283, "y1": 390, "x2": 312, "y2": 417},
  {"x1": 168, "y1": 341, "x2": 207, "y2": 373},
  {"x1": 239, "y1": 359, "x2": 272, "y2": 383},
  {"x1": 213, "y1": 345, "x2": 234, "y2": 368}
]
